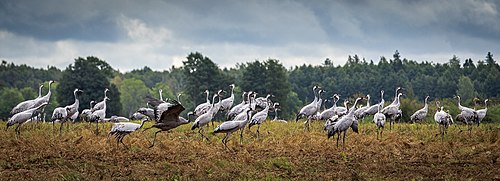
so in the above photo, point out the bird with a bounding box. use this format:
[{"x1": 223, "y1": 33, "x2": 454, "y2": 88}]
[
  {"x1": 227, "y1": 91, "x2": 256, "y2": 121},
  {"x1": 248, "y1": 99, "x2": 275, "y2": 139},
  {"x1": 410, "y1": 96, "x2": 430, "y2": 123},
  {"x1": 373, "y1": 100, "x2": 386, "y2": 140},
  {"x1": 219, "y1": 84, "x2": 235, "y2": 113},
  {"x1": 388, "y1": 87, "x2": 403, "y2": 107},
  {"x1": 158, "y1": 89, "x2": 164, "y2": 101},
  {"x1": 381, "y1": 92, "x2": 403, "y2": 130},
  {"x1": 9, "y1": 84, "x2": 44, "y2": 116},
  {"x1": 6, "y1": 102, "x2": 49, "y2": 135},
  {"x1": 271, "y1": 103, "x2": 287, "y2": 123},
  {"x1": 363, "y1": 90, "x2": 385, "y2": 117},
  {"x1": 191, "y1": 94, "x2": 219, "y2": 141},
  {"x1": 51, "y1": 89, "x2": 83, "y2": 134},
  {"x1": 194, "y1": 90, "x2": 211, "y2": 117},
  {"x1": 327, "y1": 97, "x2": 363, "y2": 150},
  {"x1": 32, "y1": 80, "x2": 55, "y2": 122},
  {"x1": 90, "y1": 97, "x2": 110, "y2": 135},
  {"x1": 213, "y1": 108, "x2": 253, "y2": 150},
  {"x1": 455, "y1": 95, "x2": 478, "y2": 128},
  {"x1": 226, "y1": 91, "x2": 248, "y2": 120},
  {"x1": 142, "y1": 98, "x2": 189, "y2": 148},
  {"x1": 92, "y1": 88, "x2": 109, "y2": 111},
  {"x1": 476, "y1": 99, "x2": 488, "y2": 124},
  {"x1": 296, "y1": 86, "x2": 322, "y2": 131},
  {"x1": 354, "y1": 94, "x2": 371, "y2": 120},
  {"x1": 318, "y1": 94, "x2": 338, "y2": 121},
  {"x1": 137, "y1": 107, "x2": 155, "y2": 120},
  {"x1": 333, "y1": 96, "x2": 349, "y2": 117},
  {"x1": 210, "y1": 90, "x2": 224, "y2": 127},
  {"x1": 80, "y1": 100, "x2": 96, "y2": 122},
  {"x1": 433, "y1": 102, "x2": 453, "y2": 140},
  {"x1": 109, "y1": 115, "x2": 130, "y2": 122},
  {"x1": 107, "y1": 119, "x2": 147, "y2": 149}
]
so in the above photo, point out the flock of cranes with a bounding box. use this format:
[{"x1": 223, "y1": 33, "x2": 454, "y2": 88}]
[{"x1": 5, "y1": 81, "x2": 491, "y2": 150}]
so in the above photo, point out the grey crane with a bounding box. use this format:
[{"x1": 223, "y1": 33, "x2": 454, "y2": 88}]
[
  {"x1": 389, "y1": 87, "x2": 403, "y2": 107},
  {"x1": 107, "y1": 119, "x2": 147, "y2": 149},
  {"x1": 33, "y1": 80, "x2": 55, "y2": 122},
  {"x1": 109, "y1": 116, "x2": 130, "y2": 122},
  {"x1": 90, "y1": 97, "x2": 110, "y2": 135},
  {"x1": 319, "y1": 94, "x2": 338, "y2": 121},
  {"x1": 296, "y1": 87, "x2": 322, "y2": 131},
  {"x1": 226, "y1": 91, "x2": 248, "y2": 120},
  {"x1": 363, "y1": 90, "x2": 385, "y2": 116},
  {"x1": 434, "y1": 102, "x2": 453, "y2": 140},
  {"x1": 9, "y1": 84, "x2": 44, "y2": 116},
  {"x1": 210, "y1": 90, "x2": 224, "y2": 127},
  {"x1": 410, "y1": 96, "x2": 430, "y2": 123},
  {"x1": 213, "y1": 108, "x2": 253, "y2": 150},
  {"x1": 80, "y1": 101, "x2": 96, "y2": 122},
  {"x1": 381, "y1": 93, "x2": 403, "y2": 130},
  {"x1": 354, "y1": 94, "x2": 371, "y2": 120},
  {"x1": 373, "y1": 100, "x2": 386, "y2": 140},
  {"x1": 92, "y1": 88, "x2": 109, "y2": 111},
  {"x1": 271, "y1": 103, "x2": 287, "y2": 123},
  {"x1": 6, "y1": 103, "x2": 48, "y2": 135},
  {"x1": 227, "y1": 91, "x2": 256, "y2": 120},
  {"x1": 191, "y1": 94, "x2": 218, "y2": 141},
  {"x1": 333, "y1": 96, "x2": 349, "y2": 117},
  {"x1": 219, "y1": 84, "x2": 235, "y2": 113},
  {"x1": 455, "y1": 95, "x2": 478, "y2": 125},
  {"x1": 327, "y1": 97, "x2": 363, "y2": 150},
  {"x1": 248, "y1": 100, "x2": 275, "y2": 139},
  {"x1": 194, "y1": 90, "x2": 211, "y2": 117},
  {"x1": 476, "y1": 99, "x2": 488, "y2": 124},
  {"x1": 142, "y1": 96, "x2": 190, "y2": 148},
  {"x1": 51, "y1": 89, "x2": 82, "y2": 134}
]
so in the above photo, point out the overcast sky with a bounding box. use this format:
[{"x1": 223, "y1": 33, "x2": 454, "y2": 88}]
[{"x1": 1, "y1": 0, "x2": 499, "y2": 72}]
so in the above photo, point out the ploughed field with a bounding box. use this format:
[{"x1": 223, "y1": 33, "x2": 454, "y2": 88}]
[{"x1": 0, "y1": 121, "x2": 498, "y2": 180}]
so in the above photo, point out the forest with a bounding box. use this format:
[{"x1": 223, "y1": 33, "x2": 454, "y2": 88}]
[{"x1": 0, "y1": 50, "x2": 499, "y2": 122}]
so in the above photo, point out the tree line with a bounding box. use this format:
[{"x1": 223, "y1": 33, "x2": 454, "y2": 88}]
[{"x1": 0, "y1": 51, "x2": 498, "y2": 122}]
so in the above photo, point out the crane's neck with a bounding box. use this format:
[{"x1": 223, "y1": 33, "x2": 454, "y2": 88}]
[
  {"x1": 177, "y1": 94, "x2": 182, "y2": 104},
  {"x1": 312, "y1": 88, "x2": 318, "y2": 103},
  {"x1": 138, "y1": 119, "x2": 147, "y2": 129},
  {"x1": 38, "y1": 85, "x2": 44, "y2": 98},
  {"x1": 457, "y1": 96, "x2": 462, "y2": 108},
  {"x1": 366, "y1": 95, "x2": 370, "y2": 107},
  {"x1": 205, "y1": 91, "x2": 210, "y2": 103},
  {"x1": 159, "y1": 90, "x2": 163, "y2": 101},
  {"x1": 348, "y1": 99, "x2": 361, "y2": 116},
  {"x1": 230, "y1": 86, "x2": 235, "y2": 99},
  {"x1": 243, "y1": 111, "x2": 252, "y2": 125},
  {"x1": 484, "y1": 100, "x2": 488, "y2": 109}
]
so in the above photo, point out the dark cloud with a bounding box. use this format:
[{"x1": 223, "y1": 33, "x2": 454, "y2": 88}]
[{"x1": 0, "y1": 0, "x2": 499, "y2": 71}]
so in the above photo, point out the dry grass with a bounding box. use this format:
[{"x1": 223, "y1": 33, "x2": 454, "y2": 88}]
[{"x1": 0, "y1": 120, "x2": 498, "y2": 180}]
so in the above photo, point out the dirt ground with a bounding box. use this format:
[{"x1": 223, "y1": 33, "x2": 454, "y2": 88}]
[{"x1": 0, "y1": 121, "x2": 498, "y2": 180}]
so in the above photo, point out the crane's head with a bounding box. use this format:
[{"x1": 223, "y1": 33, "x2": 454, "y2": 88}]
[{"x1": 230, "y1": 84, "x2": 235, "y2": 88}]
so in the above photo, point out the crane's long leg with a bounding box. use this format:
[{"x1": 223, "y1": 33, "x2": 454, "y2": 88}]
[
  {"x1": 15, "y1": 123, "x2": 21, "y2": 136},
  {"x1": 336, "y1": 132, "x2": 340, "y2": 148},
  {"x1": 381, "y1": 127, "x2": 384, "y2": 140},
  {"x1": 198, "y1": 127, "x2": 210, "y2": 142},
  {"x1": 222, "y1": 132, "x2": 231, "y2": 150},
  {"x1": 120, "y1": 135, "x2": 129, "y2": 149},
  {"x1": 376, "y1": 126, "x2": 379, "y2": 140},
  {"x1": 106, "y1": 132, "x2": 114, "y2": 143},
  {"x1": 59, "y1": 121, "x2": 64, "y2": 135},
  {"x1": 342, "y1": 131, "x2": 347, "y2": 151},
  {"x1": 240, "y1": 128, "x2": 244, "y2": 144},
  {"x1": 256, "y1": 124, "x2": 261, "y2": 139},
  {"x1": 95, "y1": 121, "x2": 99, "y2": 136},
  {"x1": 149, "y1": 130, "x2": 162, "y2": 148}
]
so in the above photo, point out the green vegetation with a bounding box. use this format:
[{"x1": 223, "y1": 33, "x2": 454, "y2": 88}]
[
  {"x1": 0, "y1": 51, "x2": 499, "y2": 121},
  {"x1": 0, "y1": 121, "x2": 498, "y2": 180}
]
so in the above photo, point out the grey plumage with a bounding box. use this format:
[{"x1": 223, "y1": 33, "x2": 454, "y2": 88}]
[
  {"x1": 214, "y1": 108, "x2": 253, "y2": 149},
  {"x1": 363, "y1": 90, "x2": 385, "y2": 116},
  {"x1": 142, "y1": 98, "x2": 188, "y2": 148},
  {"x1": 410, "y1": 96, "x2": 430, "y2": 123},
  {"x1": 7, "y1": 103, "x2": 48, "y2": 135},
  {"x1": 327, "y1": 97, "x2": 363, "y2": 150},
  {"x1": 191, "y1": 94, "x2": 218, "y2": 141},
  {"x1": 219, "y1": 84, "x2": 235, "y2": 113},
  {"x1": 9, "y1": 84, "x2": 44, "y2": 116},
  {"x1": 108, "y1": 119, "x2": 147, "y2": 149}
]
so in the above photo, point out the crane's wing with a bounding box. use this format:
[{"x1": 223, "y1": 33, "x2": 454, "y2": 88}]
[
  {"x1": 145, "y1": 95, "x2": 165, "y2": 108},
  {"x1": 159, "y1": 102, "x2": 185, "y2": 123}
]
